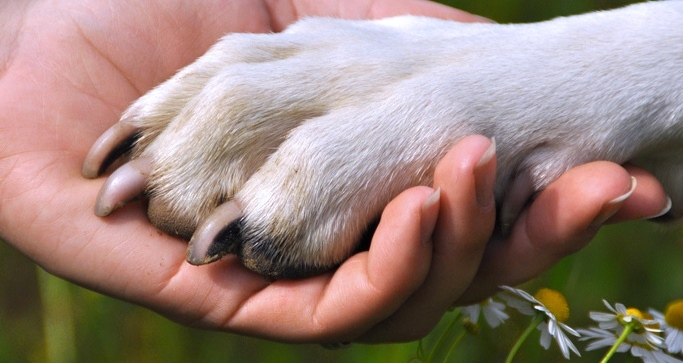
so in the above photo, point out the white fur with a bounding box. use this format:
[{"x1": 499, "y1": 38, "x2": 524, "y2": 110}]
[{"x1": 88, "y1": 1, "x2": 683, "y2": 276}]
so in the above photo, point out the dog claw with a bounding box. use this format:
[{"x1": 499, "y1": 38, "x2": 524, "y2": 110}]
[
  {"x1": 94, "y1": 157, "x2": 151, "y2": 216},
  {"x1": 187, "y1": 201, "x2": 244, "y2": 265},
  {"x1": 82, "y1": 122, "x2": 140, "y2": 178}
]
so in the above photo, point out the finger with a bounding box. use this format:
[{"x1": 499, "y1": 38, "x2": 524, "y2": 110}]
[
  {"x1": 270, "y1": 0, "x2": 492, "y2": 32},
  {"x1": 361, "y1": 0, "x2": 493, "y2": 23},
  {"x1": 609, "y1": 164, "x2": 670, "y2": 222},
  {"x1": 360, "y1": 135, "x2": 496, "y2": 342},
  {"x1": 218, "y1": 186, "x2": 440, "y2": 342},
  {"x1": 457, "y1": 161, "x2": 638, "y2": 303}
]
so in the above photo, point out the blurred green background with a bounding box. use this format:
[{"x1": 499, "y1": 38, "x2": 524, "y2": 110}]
[{"x1": 2, "y1": 0, "x2": 681, "y2": 362}]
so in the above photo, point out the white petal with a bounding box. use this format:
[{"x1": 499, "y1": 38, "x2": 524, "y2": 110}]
[
  {"x1": 482, "y1": 302, "x2": 509, "y2": 328},
  {"x1": 590, "y1": 311, "x2": 618, "y2": 323},
  {"x1": 577, "y1": 327, "x2": 626, "y2": 352},
  {"x1": 557, "y1": 329, "x2": 581, "y2": 359},
  {"x1": 559, "y1": 321, "x2": 581, "y2": 337},
  {"x1": 461, "y1": 304, "x2": 481, "y2": 323},
  {"x1": 538, "y1": 324, "x2": 552, "y2": 350},
  {"x1": 665, "y1": 328, "x2": 683, "y2": 354}
]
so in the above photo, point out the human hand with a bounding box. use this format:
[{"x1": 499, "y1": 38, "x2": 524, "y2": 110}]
[
  {"x1": 354, "y1": 135, "x2": 669, "y2": 342},
  {"x1": 0, "y1": 0, "x2": 669, "y2": 345}
]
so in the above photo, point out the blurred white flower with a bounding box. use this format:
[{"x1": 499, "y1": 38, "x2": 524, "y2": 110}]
[
  {"x1": 461, "y1": 297, "x2": 509, "y2": 329},
  {"x1": 650, "y1": 299, "x2": 683, "y2": 356}
]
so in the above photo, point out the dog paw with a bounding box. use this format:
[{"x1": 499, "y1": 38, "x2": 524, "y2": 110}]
[
  {"x1": 83, "y1": 3, "x2": 683, "y2": 278},
  {"x1": 83, "y1": 17, "x2": 476, "y2": 278}
]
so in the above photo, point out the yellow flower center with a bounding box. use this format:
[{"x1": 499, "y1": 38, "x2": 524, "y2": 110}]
[
  {"x1": 665, "y1": 300, "x2": 683, "y2": 330},
  {"x1": 533, "y1": 288, "x2": 570, "y2": 323},
  {"x1": 618, "y1": 308, "x2": 651, "y2": 333},
  {"x1": 625, "y1": 308, "x2": 644, "y2": 320}
]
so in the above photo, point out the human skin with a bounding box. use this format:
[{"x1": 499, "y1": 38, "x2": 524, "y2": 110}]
[{"x1": 0, "y1": 0, "x2": 669, "y2": 344}]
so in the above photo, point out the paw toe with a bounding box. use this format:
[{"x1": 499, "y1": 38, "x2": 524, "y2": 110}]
[
  {"x1": 239, "y1": 243, "x2": 331, "y2": 280},
  {"x1": 147, "y1": 197, "x2": 198, "y2": 240},
  {"x1": 185, "y1": 201, "x2": 335, "y2": 279}
]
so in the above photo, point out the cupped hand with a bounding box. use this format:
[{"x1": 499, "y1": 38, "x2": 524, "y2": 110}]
[{"x1": 0, "y1": 0, "x2": 669, "y2": 344}]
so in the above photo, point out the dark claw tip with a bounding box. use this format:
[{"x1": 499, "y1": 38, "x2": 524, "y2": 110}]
[
  {"x1": 187, "y1": 219, "x2": 243, "y2": 265},
  {"x1": 186, "y1": 201, "x2": 244, "y2": 265}
]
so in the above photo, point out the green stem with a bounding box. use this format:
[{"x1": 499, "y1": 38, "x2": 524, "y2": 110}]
[
  {"x1": 442, "y1": 330, "x2": 467, "y2": 363},
  {"x1": 599, "y1": 323, "x2": 635, "y2": 363},
  {"x1": 425, "y1": 309, "x2": 461, "y2": 363},
  {"x1": 505, "y1": 314, "x2": 544, "y2": 363},
  {"x1": 414, "y1": 339, "x2": 426, "y2": 361},
  {"x1": 37, "y1": 267, "x2": 77, "y2": 363}
]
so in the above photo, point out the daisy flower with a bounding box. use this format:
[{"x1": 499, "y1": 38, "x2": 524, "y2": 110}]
[
  {"x1": 498, "y1": 286, "x2": 580, "y2": 360},
  {"x1": 650, "y1": 299, "x2": 683, "y2": 355},
  {"x1": 587, "y1": 300, "x2": 664, "y2": 348},
  {"x1": 461, "y1": 297, "x2": 509, "y2": 329},
  {"x1": 578, "y1": 300, "x2": 683, "y2": 363},
  {"x1": 579, "y1": 326, "x2": 683, "y2": 363},
  {"x1": 664, "y1": 300, "x2": 683, "y2": 355}
]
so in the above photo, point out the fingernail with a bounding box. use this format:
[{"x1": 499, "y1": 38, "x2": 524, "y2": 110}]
[
  {"x1": 590, "y1": 176, "x2": 637, "y2": 228},
  {"x1": 474, "y1": 137, "x2": 496, "y2": 208},
  {"x1": 420, "y1": 188, "x2": 441, "y2": 245},
  {"x1": 642, "y1": 196, "x2": 673, "y2": 220}
]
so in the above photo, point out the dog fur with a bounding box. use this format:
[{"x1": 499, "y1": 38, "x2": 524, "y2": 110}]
[{"x1": 83, "y1": 1, "x2": 683, "y2": 278}]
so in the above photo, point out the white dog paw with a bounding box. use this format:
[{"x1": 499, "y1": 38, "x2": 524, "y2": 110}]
[
  {"x1": 83, "y1": 17, "x2": 462, "y2": 277},
  {"x1": 83, "y1": 2, "x2": 683, "y2": 278}
]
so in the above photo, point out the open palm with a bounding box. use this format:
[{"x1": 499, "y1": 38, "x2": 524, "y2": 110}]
[{"x1": 0, "y1": 0, "x2": 669, "y2": 344}]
